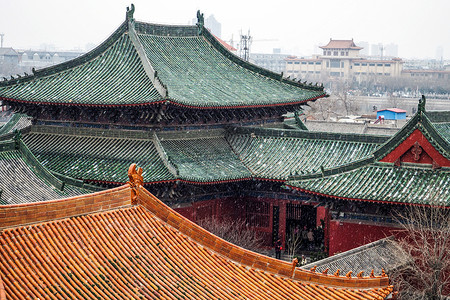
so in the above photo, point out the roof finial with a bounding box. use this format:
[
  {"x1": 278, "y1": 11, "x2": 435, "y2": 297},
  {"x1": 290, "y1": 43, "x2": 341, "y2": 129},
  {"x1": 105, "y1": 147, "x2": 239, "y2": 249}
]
[
  {"x1": 196, "y1": 10, "x2": 204, "y2": 35},
  {"x1": 126, "y1": 4, "x2": 135, "y2": 21},
  {"x1": 418, "y1": 95, "x2": 426, "y2": 114},
  {"x1": 127, "y1": 163, "x2": 143, "y2": 204}
]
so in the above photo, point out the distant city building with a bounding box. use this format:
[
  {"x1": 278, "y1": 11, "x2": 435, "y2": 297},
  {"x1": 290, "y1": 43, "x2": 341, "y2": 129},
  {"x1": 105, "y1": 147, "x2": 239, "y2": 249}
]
[
  {"x1": 357, "y1": 41, "x2": 369, "y2": 56},
  {"x1": 365, "y1": 42, "x2": 398, "y2": 58},
  {"x1": 403, "y1": 58, "x2": 450, "y2": 71},
  {"x1": 371, "y1": 43, "x2": 383, "y2": 57},
  {"x1": 205, "y1": 15, "x2": 222, "y2": 38},
  {"x1": 401, "y1": 69, "x2": 450, "y2": 81},
  {"x1": 284, "y1": 39, "x2": 404, "y2": 83},
  {"x1": 18, "y1": 50, "x2": 83, "y2": 70},
  {"x1": 0, "y1": 48, "x2": 83, "y2": 78},
  {"x1": 250, "y1": 51, "x2": 290, "y2": 74},
  {"x1": 0, "y1": 48, "x2": 20, "y2": 77},
  {"x1": 435, "y1": 46, "x2": 444, "y2": 61},
  {"x1": 384, "y1": 43, "x2": 398, "y2": 57}
]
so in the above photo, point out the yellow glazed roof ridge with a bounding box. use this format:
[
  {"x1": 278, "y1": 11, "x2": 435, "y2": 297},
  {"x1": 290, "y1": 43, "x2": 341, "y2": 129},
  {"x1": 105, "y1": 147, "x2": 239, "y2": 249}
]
[
  {"x1": 0, "y1": 184, "x2": 129, "y2": 209},
  {"x1": 0, "y1": 184, "x2": 133, "y2": 230}
]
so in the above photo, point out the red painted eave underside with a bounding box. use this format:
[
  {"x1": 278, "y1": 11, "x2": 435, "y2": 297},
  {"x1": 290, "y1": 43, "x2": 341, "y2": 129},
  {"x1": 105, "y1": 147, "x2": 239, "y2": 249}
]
[{"x1": 0, "y1": 94, "x2": 326, "y2": 109}]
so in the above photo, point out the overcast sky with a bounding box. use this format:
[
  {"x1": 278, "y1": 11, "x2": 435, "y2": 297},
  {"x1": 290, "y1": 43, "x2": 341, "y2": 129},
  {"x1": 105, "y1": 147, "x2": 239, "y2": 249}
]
[{"x1": 0, "y1": 0, "x2": 449, "y2": 59}]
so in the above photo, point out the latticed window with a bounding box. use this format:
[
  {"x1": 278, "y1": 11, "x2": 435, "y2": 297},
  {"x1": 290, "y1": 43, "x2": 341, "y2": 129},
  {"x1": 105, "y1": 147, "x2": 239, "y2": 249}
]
[
  {"x1": 246, "y1": 201, "x2": 270, "y2": 228},
  {"x1": 286, "y1": 203, "x2": 302, "y2": 220}
]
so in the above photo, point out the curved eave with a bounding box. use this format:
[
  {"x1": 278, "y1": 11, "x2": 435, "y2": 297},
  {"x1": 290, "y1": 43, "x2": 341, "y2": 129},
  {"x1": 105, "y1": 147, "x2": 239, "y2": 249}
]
[
  {"x1": 3, "y1": 93, "x2": 325, "y2": 109},
  {"x1": 87, "y1": 177, "x2": 289, "y2": 186},
  {"x1": 84, "y1": 179, "x2": 176, "y2": 186},
  {"x1": 1, "y1": 96, "x2": 166, "y2": 108},
  {"x1": 286, "y1": 185, "x2": 450, "y2": 208},
  {"x1": 167, "y1": 93, "x2": 326, "y2": 110},
  {"x1": 177, "y1": 177, "x2": 253, "y2": 185}
]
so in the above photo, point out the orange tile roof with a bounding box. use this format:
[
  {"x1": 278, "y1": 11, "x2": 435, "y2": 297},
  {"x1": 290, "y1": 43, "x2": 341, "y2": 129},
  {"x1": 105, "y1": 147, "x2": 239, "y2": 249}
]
[
  {"x1": 0, "y1": 165, "x2": 394, "y2": 299},
  {"x1": 213, "y1": 33, "x2": 237, "y2": 51},
  {"x1": 0, "y1": 274, "x2": 6, "y2": 300}
]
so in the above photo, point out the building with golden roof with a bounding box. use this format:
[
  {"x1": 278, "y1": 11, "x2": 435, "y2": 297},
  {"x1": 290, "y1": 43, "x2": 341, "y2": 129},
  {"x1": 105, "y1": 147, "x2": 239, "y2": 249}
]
[{"x1": 0, "y1": 164, "x2": 394, "y2": 299}]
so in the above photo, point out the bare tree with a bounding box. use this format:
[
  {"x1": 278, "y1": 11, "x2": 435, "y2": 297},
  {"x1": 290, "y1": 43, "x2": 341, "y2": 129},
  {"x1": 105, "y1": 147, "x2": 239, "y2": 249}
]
[
  {"x1": 286, "y1": 226, "x2": 302, "y2": 260},
  {"x1": 333, "y1": 80, "x2": 359, "y2": 116},
  {"x1": 306, "y1": 97, "x2": 338, "y2": 121},
  {"x1": 197, "y1": 217, "x2": 264, "y2": 252},
  {"x1": 390, "y1": 204, "x2": 450, "y2": 300}
]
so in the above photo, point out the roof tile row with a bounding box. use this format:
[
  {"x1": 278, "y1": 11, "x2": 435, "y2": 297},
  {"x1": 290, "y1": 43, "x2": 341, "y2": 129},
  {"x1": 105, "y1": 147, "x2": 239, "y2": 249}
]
[
  {"x1": 288, "y1": 164, "x2": 450, "y2": 205},
  {"x1": 0, "y1": 149, "x2": 89, "y2": 205},
  {"x1": 0, "y1": 177, "x2": 393, "y2": 299},
  {"x1": 228, "y1": 133, "x2": 379, "y2": 179},
  {"x1": 0, "y1": 34, "x2": 161, "y2": 106},
  {"x1": 138, "y1": 34, "x2": 323, "y2": 108}
]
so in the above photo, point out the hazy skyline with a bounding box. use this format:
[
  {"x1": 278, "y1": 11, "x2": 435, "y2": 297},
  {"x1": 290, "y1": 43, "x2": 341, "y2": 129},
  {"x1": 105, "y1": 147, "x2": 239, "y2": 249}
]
[{"x1": 0, "y1": 0, "x2": 449, "y2": 60}]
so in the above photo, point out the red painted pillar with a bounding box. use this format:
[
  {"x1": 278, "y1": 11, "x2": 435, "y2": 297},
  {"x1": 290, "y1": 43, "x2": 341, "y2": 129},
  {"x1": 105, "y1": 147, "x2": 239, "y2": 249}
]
[
  {"x1": 279, "y1": 200, "x2": 287, "y2": 248},
  {"x1": 324, "y1": 208, "x2": 330, "y2": 255},
  {"x1": 316, "y1": 206, "x2": 328, "y2": 227}
]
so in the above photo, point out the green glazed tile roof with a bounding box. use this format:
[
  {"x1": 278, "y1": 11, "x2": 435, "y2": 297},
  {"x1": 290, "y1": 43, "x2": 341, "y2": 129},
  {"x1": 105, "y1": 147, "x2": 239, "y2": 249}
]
[
  {"x1": 433, "y1": 122, "x2": 450, "y2": 145},
  {"x1": 0, "y1": 149, "x2": 90, "y2": 205},
  {"x1": 228, "y1": 132, "x2": 381, "y2": 180},
  {"x1": 138, "y1": 33, "x2": 324, "y2": 108},
  {"x1": 373, "y1": 108, "x2": 450, "y2": 161},
  {"x1": 287, "y1": 164, "x2": 450, "y2": 206},
  {"x1": 0, "y1": 18, "x2": 325, "y2": 109},
  {"x1": 0, "y1": 31, "x2": 161, "y2": 105},
  {"x1": 22, "y1": 132, "x2": 174, "y2": 183},
  {"x1": 160, "y1": 137, "x2": 251, "y2": 182},
  {"x1": 0, "y1": 114, "x2": 32, "y2": 135},
  {"x1": 301, "y1": 237, "x2": 409, "y2": 276}
]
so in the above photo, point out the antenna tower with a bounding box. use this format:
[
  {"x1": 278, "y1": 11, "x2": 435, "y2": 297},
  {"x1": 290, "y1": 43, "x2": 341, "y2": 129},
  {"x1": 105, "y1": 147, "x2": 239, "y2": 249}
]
[
  {"x1": 239, "y1": 30, "x2": 252, "y2": 61},
  {"x1": 0, "y1": 34, "x2": 4, "y2": 48}
]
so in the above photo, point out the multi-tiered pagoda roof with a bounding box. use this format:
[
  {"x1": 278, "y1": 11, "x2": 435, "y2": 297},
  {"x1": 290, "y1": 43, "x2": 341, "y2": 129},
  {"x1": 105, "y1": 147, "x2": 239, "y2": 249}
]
[{"x1": 0, "y1": 5, "x2": 325, "y2": 128}]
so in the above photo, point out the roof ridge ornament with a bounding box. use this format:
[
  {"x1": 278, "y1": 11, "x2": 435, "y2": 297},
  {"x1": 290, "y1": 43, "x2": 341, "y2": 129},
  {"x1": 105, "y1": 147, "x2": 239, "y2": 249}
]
[
  {"x1": 126, "y1": 4, "x2": 135, "y2": 21},
  {"x1": 418, "y1": 95, "x2": 426, "y2": 114},
  {"x1": 127, "y1": 163, "x2": 143, "y2": 204},
  {"x1": 196, "y1": 10, "x2": 204, "y2": 35}
]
